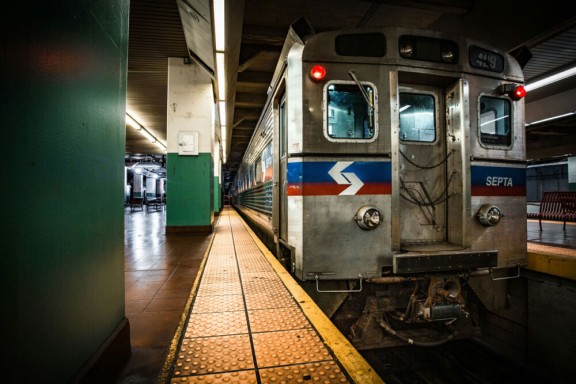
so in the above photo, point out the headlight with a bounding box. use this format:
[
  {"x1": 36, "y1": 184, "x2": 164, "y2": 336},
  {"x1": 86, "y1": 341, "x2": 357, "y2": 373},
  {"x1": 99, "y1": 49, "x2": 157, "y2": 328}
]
[
  {"x1": 355, "y1": 206, "x2": 382, "y2": 230},
  {"x1": 477, "y1": 204, "x2": 503, "y2": 226}
]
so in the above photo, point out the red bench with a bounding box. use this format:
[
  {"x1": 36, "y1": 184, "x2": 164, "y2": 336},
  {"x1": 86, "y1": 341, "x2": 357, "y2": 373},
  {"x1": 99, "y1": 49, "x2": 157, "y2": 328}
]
[{"x1": 527, "y1": 191, "x2": 576, "y2": 230}]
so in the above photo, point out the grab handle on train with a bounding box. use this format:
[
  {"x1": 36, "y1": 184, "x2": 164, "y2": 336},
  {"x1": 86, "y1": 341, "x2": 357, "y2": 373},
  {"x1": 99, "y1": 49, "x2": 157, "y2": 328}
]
[
  {"x1": 489, "y1": 266, "x2": 520, "y2": 281},
  {"x1": 315, "y1": 274, "x2": 363, "y2": 293}
]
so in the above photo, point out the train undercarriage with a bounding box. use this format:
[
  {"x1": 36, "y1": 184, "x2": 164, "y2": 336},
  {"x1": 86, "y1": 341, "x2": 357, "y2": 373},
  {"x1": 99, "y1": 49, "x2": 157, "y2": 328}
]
[{"x1": 303, "y1": 272, "x2": 484, "y2": 350}]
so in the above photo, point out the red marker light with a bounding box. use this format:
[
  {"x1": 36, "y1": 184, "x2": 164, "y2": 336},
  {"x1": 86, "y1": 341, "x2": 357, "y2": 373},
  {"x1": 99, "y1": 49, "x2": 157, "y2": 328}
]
[
  {"x1": 498, "y1": 83, "x2": 527, "y2": 100},
  {"x1": 512, "y1": 85, "x2": 526, "y2": 100},
  {"x1": 310, "y1": 65, "x2": 326, "y2": 81}
]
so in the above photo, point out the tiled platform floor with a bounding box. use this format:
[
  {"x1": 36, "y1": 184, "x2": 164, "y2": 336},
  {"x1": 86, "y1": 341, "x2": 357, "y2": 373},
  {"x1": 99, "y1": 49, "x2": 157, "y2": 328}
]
[
  {"x1": 157, "y1": 208, "x2": 381, "y2": 383},
  {"x1": 113, "y1": 207, "x2": 212, "y2": 383},
  {"x1": 527, "y1": 219, "x2": 576, "y2": 249},
  {"x1": 113, "y1": 209, "x2": 575, "y2": 383}
]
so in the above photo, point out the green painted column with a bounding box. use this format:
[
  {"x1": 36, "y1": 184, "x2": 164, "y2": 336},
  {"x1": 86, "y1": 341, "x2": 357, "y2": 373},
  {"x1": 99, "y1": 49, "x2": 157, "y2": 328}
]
[
  {"x1": 166, "y1": 58, "x2": 215, "y2": 233},
  {"x1": 2, "y1": 2, "x2": 129, "y2": 382}
]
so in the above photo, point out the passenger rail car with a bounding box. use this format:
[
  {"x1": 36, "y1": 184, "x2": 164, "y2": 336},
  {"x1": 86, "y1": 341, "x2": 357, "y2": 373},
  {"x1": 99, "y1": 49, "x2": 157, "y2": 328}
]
[{"x1": 232, "y1": 19, "x2": 528, "y2": 349}]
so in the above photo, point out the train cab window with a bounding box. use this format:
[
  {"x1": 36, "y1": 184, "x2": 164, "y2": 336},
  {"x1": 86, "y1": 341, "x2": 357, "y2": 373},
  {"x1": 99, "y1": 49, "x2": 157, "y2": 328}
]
[
  {"x1": 325, "y1": 82, "x2": 376, "y2": 141},
  {"x1": 479, "y1": 96, "x2": 511, "y2": 146},
  {"x1": 399, "y1": 93, "x2": 435, "y2": 142}
]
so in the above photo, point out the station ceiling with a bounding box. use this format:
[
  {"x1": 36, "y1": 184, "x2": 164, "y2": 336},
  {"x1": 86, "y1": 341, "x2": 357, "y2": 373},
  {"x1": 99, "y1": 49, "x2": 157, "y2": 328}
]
[{"x1": 125, "y1": 0, "x2": 576, "y2": 190}]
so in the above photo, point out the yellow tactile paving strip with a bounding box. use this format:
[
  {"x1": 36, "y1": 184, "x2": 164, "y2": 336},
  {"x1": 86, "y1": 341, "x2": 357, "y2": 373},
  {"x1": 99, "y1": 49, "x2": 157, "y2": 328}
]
[
  {"x1": 159, "y1": 208, "x2": 382, "y2": 384},
  {"x1": 527, "y1": 242, "x2": 576, "y2": 280}
]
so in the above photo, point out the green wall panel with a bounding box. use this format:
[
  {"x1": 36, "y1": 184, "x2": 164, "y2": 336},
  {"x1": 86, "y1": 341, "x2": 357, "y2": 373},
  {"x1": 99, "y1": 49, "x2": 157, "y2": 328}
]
[
  {"x1": 166, "y1": 153, "x2": 214, "y2": 226},
  {"x1": 2, "y1": 2, "x2": 129, "y2": 382}
]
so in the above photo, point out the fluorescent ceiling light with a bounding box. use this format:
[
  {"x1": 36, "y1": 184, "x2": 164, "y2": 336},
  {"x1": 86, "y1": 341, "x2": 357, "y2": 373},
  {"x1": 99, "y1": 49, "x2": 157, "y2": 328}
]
[
  {"x1": 222, "y1": 138, "x2": 227, "y2": 164},
  {"x1": 525, "y1": 66, "x2": 576, "y2": 91},
  {"x1": 219, "y1": 101, "x2": 226, "y2": 125},
  {"x1": 140, "y1": 128, "x2": 156, "y2": 143},
  {"x1": 126, "y1": 114, "x2": 140, "y2": 130},
  {"x1": 126, "y1": 113, "x2": 165, "y2": 151},
  {"x1": 214, "y1": 0, "x2": 225, "y2": 52},
  {"x1": 216, "y1": 52, "x2": 226, "y2": 100},
  {"x1": 525, "y1": 111, "x2": 576, "y2": 126}
]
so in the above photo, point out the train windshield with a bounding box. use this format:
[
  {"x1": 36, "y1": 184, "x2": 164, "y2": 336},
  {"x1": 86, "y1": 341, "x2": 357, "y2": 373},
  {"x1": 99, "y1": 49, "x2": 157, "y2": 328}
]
[
  {"x1": 479, "y1": 96, "x2": 512, "y2": 146},
  {"x1": 326, "y1": 83, "x2": 375, "y2": 140}
]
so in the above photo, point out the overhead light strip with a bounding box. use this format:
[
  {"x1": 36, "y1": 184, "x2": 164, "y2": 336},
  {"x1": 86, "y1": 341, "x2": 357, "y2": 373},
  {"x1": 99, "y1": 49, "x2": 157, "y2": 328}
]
[
  {"x1": 214, "y1": 0, "x2": 225, "y2": 52},
  {"x1": 216, "y1": 52, "x2": 226, "y2": 101},
  {"x1": 525, "y1": 65, "x2": 576, "y2": 92},
  {"x1": 125, "y1": 113, "x2": 166, "y2": 151},
  {"x1": 525, "y1": 111, "x2": 576, "y2": 126},
  {"x1": 214, "y1": 0, "x2": 227, "y2": 163}
]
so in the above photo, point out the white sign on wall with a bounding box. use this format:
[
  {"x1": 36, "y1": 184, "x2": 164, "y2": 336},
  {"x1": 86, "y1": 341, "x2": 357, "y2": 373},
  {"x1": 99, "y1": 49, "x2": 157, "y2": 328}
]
[{"x1": 178, "y1": 131, "x2": 199, "y2": 156}]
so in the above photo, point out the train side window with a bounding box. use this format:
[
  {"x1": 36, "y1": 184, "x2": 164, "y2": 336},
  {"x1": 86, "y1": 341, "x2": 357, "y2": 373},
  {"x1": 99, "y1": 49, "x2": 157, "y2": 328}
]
[
  {"x1": 324, "y1": 82, "x2": 376, "y2": 142},
  {"x1": 255, "y1": 156, "x2": 262, "y2": 184},
  {"x1": 479, "y1": 96, "x2": 511, "y2": 146},
  {"x1": 262, "y1": 141, "x2": 273, "y2": 182},
  {"x1": 399, "y1": 93, "x2": 435, "y2": 142}
]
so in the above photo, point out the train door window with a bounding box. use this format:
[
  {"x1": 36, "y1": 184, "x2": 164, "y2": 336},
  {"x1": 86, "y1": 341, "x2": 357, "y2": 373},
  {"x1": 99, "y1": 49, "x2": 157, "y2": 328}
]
[
  {"x1": 324, "y1": 81, "x2": 377, "y2": 142},
  {"x1": 479, "y1": 96, "x2": 511, "y2": 147},
  {"x1": 399, "y1": 93, "x2": 435, "y2": 142}
]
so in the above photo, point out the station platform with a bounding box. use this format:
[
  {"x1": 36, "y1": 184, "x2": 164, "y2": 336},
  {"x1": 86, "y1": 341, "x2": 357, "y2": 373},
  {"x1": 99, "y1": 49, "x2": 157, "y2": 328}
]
[
  {"x1": 116, "y1": 208, "x2": 576, "y2": 383},
  {"x1": 526, "y1": 219, "x2": 576, "y2": 280},
  {"x1": 156, "y1": 207, "x2": 382, "y2": 383}
]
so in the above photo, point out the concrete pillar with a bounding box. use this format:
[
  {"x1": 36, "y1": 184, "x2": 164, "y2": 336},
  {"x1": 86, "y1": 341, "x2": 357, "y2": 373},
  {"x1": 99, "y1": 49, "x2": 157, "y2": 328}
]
[
  {"x1": 145, "y1": 176, "x2": 157, "y2": 201},
  {"x1": 3, "y1": 2, "x2": 129, "y2": 381},
  {"x1": 133, "y1": 172, "x2": 144, "y2": 198},
  {"x1": 166, "y1": 58, "x2": 215, "y2": 233}
]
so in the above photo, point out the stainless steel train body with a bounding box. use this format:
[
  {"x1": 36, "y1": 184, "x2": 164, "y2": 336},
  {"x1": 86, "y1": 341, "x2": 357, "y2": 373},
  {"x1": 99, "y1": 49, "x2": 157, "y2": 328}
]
[{"x1": 233, "y1": 21, "x2": 527, "y2": 348}]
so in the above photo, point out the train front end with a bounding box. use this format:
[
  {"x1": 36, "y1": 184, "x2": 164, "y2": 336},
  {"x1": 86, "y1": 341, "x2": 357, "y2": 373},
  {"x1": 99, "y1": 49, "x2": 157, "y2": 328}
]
[{"x1": 276, "y1": 26, "x2": 527, "y2": 348}]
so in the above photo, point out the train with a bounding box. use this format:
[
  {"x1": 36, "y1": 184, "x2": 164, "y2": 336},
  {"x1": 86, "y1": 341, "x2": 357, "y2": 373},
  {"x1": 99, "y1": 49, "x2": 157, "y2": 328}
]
[{"x1": 231, "y1": 18, "x2": 528, "y2": 349}]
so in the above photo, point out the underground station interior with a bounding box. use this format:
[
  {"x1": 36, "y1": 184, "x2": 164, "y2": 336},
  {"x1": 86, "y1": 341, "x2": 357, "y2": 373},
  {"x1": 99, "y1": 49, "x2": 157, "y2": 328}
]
[{"x1": 4, "y1": 1, "x2": 576, "y2": 383}]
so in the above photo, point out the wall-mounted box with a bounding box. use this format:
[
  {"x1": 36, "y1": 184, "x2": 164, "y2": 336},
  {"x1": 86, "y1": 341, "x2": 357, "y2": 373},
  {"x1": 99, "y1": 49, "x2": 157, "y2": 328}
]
[{"x1": 178, "y1": 131, "x2": 199, "y2": 155}]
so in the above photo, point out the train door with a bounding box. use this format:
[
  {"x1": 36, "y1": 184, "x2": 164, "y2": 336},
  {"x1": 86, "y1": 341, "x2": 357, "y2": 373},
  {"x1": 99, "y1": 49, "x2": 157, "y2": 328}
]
[{"x1": 398, "y1": 84, "x2": 449, "y2": 247}]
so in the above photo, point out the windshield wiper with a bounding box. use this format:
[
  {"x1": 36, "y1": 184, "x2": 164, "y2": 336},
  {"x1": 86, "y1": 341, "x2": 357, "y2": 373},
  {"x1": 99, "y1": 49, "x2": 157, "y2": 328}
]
[
  {"x1": 349, "y1": 71, "x2": 373, "y2": 108},
  {"x1": 349, "y1": 70, "x2": 374, "y2": 127}
]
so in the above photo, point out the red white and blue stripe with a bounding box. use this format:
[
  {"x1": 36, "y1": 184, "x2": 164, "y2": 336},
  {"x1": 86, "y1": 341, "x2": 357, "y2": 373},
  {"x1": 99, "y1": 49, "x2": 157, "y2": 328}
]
[{"x1": 287, "y1": 161, "x2": 392, "y2": 196}]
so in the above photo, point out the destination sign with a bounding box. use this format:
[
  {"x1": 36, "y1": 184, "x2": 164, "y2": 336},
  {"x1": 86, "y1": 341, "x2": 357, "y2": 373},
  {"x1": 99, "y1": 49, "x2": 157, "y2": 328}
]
[{"x1": 469, "y1": 46, "x2": 504, "y2": 73}]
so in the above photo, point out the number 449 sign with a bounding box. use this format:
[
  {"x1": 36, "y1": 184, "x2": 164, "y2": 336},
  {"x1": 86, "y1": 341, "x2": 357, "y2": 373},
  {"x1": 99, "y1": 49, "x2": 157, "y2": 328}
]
[{"x1": 469, "y1": 46, "x2": 504, "y2": 73}]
